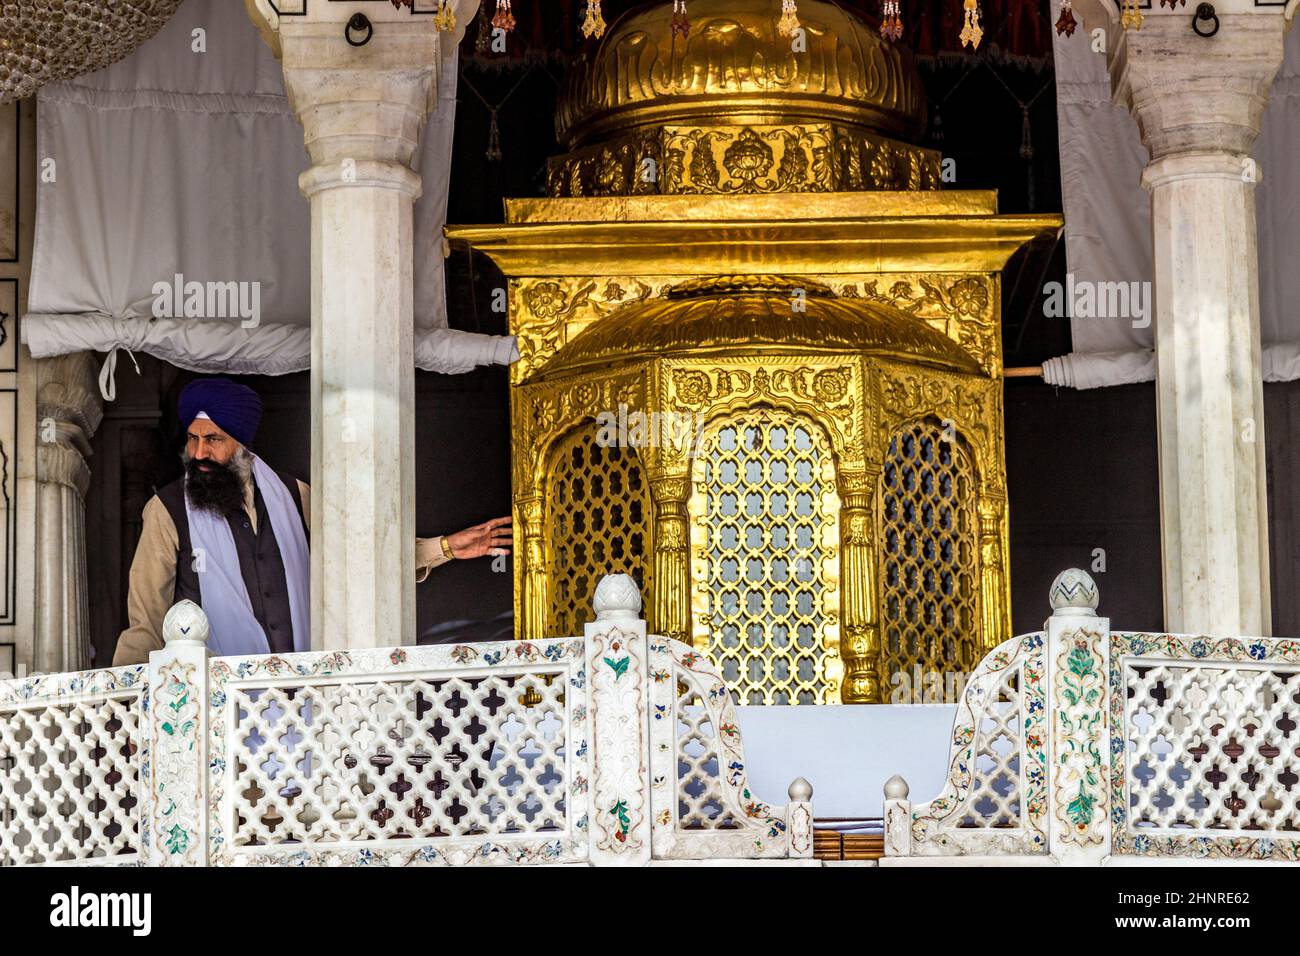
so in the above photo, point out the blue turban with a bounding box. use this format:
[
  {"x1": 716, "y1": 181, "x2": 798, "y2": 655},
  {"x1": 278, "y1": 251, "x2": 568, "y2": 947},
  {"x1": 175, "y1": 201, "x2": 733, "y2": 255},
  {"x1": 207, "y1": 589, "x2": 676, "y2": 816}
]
[{"x1": 178, "y1": 378, "x2": 263, "y2": 448}]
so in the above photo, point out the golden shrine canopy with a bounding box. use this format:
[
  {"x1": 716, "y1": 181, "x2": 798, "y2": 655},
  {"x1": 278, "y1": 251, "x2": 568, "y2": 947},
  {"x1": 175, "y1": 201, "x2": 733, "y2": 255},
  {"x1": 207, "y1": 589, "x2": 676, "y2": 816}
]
[{"x1": 447, "y1": 0, "x2": 1061, "y2": 704}]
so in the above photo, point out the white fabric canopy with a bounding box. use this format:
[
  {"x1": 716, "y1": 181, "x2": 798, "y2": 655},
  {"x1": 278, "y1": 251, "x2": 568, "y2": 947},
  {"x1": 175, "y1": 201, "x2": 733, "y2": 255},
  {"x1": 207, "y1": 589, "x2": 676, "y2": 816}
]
[
  {"x1": 20, "y1": 0, "x2": 512, "y2": 390},
  {"x1": 1048, "y1": 4, "x2": 1300, "y2": 387}
]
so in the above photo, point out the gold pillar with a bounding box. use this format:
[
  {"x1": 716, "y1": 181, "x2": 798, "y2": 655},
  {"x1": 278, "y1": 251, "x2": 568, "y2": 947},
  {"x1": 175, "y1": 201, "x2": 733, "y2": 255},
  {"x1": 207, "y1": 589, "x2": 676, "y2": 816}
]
[
  {"x1": 649, "y1": 473, "x2": 691, "y2": 645},
  {"x1": 979, "y1": 495, "x2": 1010, "y2": 654},
  {"x1": 519, "y1": 496, "x2": 548, "y2": 640},
  {"x1": 838, "y1": 471, "x2": 881, "y2": 703}
]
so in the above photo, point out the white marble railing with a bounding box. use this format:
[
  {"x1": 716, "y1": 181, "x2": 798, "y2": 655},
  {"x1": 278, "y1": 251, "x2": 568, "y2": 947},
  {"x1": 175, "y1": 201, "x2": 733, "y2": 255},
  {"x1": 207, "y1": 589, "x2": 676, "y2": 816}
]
[
  {"x1": 0, "y1": 664, "x2": 147, "y2": 865},
  {"x1": 883, "y1": 569, "x2": 1300, "y2": 865},
  {"x1": 0, "y1": 574, "x2": 812, "y2": 867}
]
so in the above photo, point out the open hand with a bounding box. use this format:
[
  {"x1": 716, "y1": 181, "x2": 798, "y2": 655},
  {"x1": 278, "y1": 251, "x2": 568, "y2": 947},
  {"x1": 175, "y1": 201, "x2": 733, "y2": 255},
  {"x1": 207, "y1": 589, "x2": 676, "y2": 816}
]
[{"x1": 446, "y1": 516, "x2": 512, "y2": 559}]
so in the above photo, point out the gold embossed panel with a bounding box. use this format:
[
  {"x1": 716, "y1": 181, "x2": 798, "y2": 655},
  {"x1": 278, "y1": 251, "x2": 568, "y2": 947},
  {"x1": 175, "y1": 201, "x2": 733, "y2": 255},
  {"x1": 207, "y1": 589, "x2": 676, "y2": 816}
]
[
  {"x1": 545, "y1": 429, "x2": 652, "y2": 637},
  {"x1": 691, "y1": 411, "x2": 841, "y2": 705},
  {"x1": 878, "y1": 422, "x2": 980, "y2": 684}
]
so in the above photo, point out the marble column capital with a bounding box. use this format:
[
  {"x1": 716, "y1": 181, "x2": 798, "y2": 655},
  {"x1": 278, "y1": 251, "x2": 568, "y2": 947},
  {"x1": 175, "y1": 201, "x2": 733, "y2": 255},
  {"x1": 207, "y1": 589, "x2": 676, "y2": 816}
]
[
  {"x1": 36, "y1": 351, "x2": 103, "y2": 441},
  {"x1": 298, "y1": 159, "x2": 423, "y2": 201},
  {"x1": 36, "y1": 439, "x2": 91, "y2": 498},
  {"x1": 248, "y1": 8, "x2": 440, "y2": 169},
  {"x1": 1110, "y1": 13, "x2": 1286, "y2": 160},
  {"x1": 35, "y1": 351, "x2": 101, "y2": 483},
  {"x1": 1141, "y1": 150, "x2": 1260, "y2": 190}
]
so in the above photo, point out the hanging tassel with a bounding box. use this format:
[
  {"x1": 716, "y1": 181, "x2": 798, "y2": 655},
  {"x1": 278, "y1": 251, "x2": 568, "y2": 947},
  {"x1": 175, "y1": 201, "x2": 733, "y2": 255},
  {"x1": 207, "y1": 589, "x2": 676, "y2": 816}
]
[
  {"x1": 1018, "y1": 105, "x2": 1034, "y2": 161},
  {"x1": 671, "y1": 0, "x2": 690, "y2": 38},
  {"x1": 881, "y1": 0, "x2": 903, "y2": 41},
  {"x1": 1055, "y1": 0, "x2": 1077, "y2": 36},
  {"x1": 778, "y1": 0, "x2": 800, "y2": 37},
  {"x1": 492, "y1": 0, "x2": 516, "y2": 33},
  {"x1": 1121, "y1": 0, "x2": 1143, "y2": 29},
  {"x1": 434, "y1": 0, "x2": 456, "y2": 32},
  {"x1": 959, "y1": 0, "x2": 982, "y2": 49},
  {"x1": 582, "y1": 0, "x2": 607, "y2": 38},
  {"x1": 485, "y1": 108, "x2": 503, "y2": 162}
]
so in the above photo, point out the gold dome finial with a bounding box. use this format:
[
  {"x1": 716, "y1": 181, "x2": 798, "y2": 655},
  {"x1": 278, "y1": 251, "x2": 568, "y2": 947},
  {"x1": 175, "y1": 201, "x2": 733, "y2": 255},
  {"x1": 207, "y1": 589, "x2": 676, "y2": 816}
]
[{"x1": 547, "y1": 0, "x2": 940, "y2": 197}]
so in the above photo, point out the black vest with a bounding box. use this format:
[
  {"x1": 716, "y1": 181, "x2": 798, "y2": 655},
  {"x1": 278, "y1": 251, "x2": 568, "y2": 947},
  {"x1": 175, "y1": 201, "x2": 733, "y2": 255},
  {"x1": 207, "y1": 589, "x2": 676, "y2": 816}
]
[{"x1": 158, "y1": 471, "x2": 308, "y2": 654}]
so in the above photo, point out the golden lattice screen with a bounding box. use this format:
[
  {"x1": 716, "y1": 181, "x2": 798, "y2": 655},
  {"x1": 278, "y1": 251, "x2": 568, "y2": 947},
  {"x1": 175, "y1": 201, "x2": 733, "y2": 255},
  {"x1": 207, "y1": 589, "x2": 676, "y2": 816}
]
[
  {"x1": 545, "y1": 428, "x2": 651, "y2": 636},
  {"x1": 690, "y1": 411, "x2": 841, "y2": 705},
  {"x1": 878, "y1": 421, "x2": 980, "y2": 684}
]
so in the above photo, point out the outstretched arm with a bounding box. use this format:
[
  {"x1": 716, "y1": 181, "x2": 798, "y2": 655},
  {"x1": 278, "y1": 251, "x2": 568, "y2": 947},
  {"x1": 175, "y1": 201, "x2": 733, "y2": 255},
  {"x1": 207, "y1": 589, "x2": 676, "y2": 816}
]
[
  {"x1": 445, "y1": 516, "x2": 512, "y2": 560},
  {"x1": 415, "y1": 516, "x2": 512, "y2": 582}
]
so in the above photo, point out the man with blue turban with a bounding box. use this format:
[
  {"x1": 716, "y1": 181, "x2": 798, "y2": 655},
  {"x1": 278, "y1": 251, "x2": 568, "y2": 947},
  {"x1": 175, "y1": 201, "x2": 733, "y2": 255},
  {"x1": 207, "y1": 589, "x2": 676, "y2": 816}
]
[{"x1": 112, "y1": 377, "x2": 511, "y2": 664}]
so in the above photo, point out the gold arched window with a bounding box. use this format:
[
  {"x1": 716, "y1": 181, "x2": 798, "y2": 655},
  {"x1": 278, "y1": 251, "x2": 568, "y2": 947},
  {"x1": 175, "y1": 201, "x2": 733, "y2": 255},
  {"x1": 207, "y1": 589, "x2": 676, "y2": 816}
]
[
  {"x1": 878, "y1": 421, "x2": 980, "y2": 684},
  {"x1": 544, "y1": 428, "x2": 651, "y2": 636},
  {"x1": 690, "y1": 410, "x2": 841, "y2": 705}
]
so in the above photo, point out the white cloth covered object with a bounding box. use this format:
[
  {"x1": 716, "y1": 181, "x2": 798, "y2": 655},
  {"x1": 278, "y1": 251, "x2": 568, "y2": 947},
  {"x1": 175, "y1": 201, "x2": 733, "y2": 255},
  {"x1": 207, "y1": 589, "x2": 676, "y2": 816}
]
[{"x1": 20, "y1": 0, "x2": 514, "y2": 392}]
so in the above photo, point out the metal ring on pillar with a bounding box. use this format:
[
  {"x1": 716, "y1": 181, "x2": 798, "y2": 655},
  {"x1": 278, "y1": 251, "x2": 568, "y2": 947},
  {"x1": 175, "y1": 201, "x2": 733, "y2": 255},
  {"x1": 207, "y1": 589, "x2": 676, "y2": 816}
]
[
  {"x1": 345, "y1": 13, "x2": 374, "y2": 47},
  {"x1": 1192, "y1": 3, "x2": 1219, "y2": 37}
]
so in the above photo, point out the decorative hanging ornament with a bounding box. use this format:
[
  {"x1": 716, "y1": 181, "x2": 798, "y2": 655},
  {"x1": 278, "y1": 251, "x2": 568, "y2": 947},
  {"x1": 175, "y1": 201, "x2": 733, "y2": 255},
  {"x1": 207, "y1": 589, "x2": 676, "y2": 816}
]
[
  {"x1": 880, "y1": 0, "x2": 903, "y2": 41},
  {"x1": 492, "y1": 0, "x2": 516, "y2": 33},
  {"x1": 474, "y1": 0, "x2": 493, "y2": 53},
  {"x1": 959, "y1": 0, "x2": 982, "y2": 49},
  {"x1": 1159, "y1": 0, "x2": 1185, "y2": 7},
  {"x1": 671, "y1": 0, "x2": 691, "y2": 37},
  {"x1": 434, "y1": 0, "x2": 456, "y2": 32},
  {"x1": 1121, "y1": 0, "x2": 1143, "y2": 29},
  {"x1": 582, "y1": 0, "x2": 607, "y2": 38},
  {"x1": 486, "y1": 108, "x2": 503, "y2": 162},
  {"x1": 778, "y1": 0, "x2": 801, "y2": 37},
  {"x1": 1055, "y1": 0, "x2": 1077, "y2": 36}
]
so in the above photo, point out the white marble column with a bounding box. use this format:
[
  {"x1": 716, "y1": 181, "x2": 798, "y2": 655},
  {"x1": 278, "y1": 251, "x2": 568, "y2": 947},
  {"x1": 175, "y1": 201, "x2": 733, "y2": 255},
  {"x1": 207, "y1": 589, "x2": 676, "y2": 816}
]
[
  {"x1": 34, "y1": 352, "x2": 102, "y2": 672},
  {"x1": 249, "y1": 3, "x2": 454, "y2": 650},
  {"x1": 1111, "y1": 12, "x2": 1286, "y2": 636}
]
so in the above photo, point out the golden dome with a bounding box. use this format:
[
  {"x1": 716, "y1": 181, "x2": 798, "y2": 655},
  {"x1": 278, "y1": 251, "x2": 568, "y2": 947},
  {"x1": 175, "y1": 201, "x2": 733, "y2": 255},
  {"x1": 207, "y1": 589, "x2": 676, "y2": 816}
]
[
  {"x1": 555, "y1": 0, "x2": 928, "y2": 151},
  {"x1": 530, "y1": 276, "x2": 980, "y2": 381}
]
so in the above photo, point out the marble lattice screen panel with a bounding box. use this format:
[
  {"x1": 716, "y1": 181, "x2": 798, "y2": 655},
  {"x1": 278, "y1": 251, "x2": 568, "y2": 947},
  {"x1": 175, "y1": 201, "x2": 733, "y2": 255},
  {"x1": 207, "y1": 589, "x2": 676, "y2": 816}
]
[
  {"x1": 0, "y1": 666, "x2": 147, "y2": 866},
  {"x1": 207, "y1": 640, "x2": 591, "y2": 866},
  {"x1": 1112, "y1": 632, "x2": 1300, "y2": 859}
]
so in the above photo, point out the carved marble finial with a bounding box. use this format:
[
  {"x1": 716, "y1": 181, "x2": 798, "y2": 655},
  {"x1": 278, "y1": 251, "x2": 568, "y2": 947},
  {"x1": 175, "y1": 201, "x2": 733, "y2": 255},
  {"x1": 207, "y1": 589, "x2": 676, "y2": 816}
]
[
  {"x1": 788, "y1": 777, "x2": 814, "y2": 802},
  {"x1": 883, "y1": 774, "x2": 910, "y2": 800},
  {"x1": 593, "y1": 574, "x2": 642, "y2": 621},
  {"x1": 1048, "y1": 568, "x2": 1100, "y2": 616},
  {"x1": 162, "y1": 599, "x2": 210, "y2": 646}
]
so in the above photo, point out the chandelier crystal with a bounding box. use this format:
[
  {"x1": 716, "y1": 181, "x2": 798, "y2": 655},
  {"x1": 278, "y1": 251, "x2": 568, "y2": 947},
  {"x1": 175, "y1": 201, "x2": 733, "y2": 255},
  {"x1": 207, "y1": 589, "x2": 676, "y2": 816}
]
[{"x1": 0, "y1": 0, "x2": 185, "y2": 104}]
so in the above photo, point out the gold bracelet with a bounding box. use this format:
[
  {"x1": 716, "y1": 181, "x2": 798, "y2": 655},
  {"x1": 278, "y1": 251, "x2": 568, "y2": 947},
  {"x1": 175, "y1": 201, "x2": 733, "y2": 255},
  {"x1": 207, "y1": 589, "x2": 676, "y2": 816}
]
[{"x1": 441, "y1": 535, "x2": 456, "y2": 559}]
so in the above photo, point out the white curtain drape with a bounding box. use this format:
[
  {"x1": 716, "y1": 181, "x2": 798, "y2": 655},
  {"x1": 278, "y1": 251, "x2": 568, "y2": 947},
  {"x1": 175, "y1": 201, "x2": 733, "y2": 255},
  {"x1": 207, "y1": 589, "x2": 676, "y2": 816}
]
[
  {"x1": 1047, "y1": 3, "x2": 1300, "y2": 387},
  {"x1": 20, "y1": 0, "x2": 512, "y2": 391}
]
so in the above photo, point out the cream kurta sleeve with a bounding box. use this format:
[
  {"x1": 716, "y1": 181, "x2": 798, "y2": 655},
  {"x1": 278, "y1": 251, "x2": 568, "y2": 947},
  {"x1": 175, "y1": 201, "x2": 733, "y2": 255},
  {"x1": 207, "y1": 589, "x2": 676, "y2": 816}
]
[
  {"x1": 295, "y1": 481, "x2": 448, "y2": 582},
  {"x1": 416, "y1": 535, "x2": 451, "y2": 582},
  {"x1": 112, "y1": 495, "x2": 180, "y2": 666}
]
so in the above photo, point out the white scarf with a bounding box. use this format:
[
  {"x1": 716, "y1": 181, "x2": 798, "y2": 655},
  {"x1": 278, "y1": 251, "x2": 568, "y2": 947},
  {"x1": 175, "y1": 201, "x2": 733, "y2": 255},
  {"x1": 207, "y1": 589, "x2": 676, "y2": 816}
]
[{"x1": 185, "y1": 454, "x2": 311, "y2": 656}]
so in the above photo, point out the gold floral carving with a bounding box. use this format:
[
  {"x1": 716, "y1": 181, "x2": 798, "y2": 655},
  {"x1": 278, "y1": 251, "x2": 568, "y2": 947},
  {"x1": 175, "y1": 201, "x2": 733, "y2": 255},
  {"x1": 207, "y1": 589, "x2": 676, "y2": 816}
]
[
  {"x1": 547, "y1": 123, "x2": 940, "y2": 197},
  {"x1": 873, "y1": 363, "x2": 1001, "y2": 484},
  {"x1": 839, "y1": 275, "x2": 997, "y2": 372},
  {"x1": 514, "y1": 370, "x2": 646, "y2": 495},
  {"x1": 513, "y1": 278, "x2": 670, "y2": 381},
  {"x1": 666, "y1": 362, "x2": 861, "y2": 465}
]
